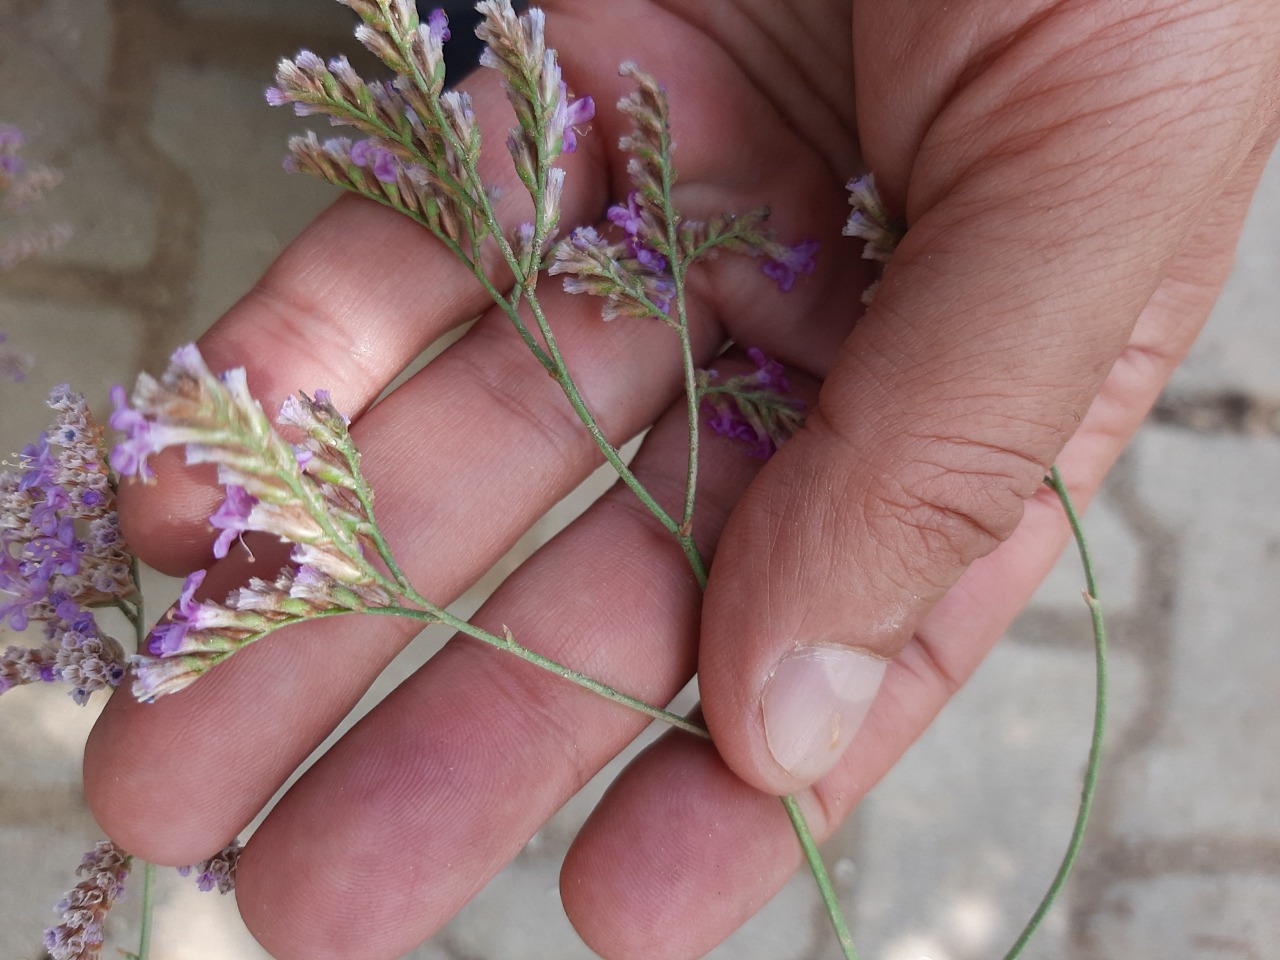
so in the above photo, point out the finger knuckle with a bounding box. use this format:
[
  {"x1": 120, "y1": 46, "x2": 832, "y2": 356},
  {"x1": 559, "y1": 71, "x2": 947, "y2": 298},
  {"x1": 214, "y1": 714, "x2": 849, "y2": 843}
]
[{"x1": 866, "y1": 436, "x2": 1046, "y2": 574}]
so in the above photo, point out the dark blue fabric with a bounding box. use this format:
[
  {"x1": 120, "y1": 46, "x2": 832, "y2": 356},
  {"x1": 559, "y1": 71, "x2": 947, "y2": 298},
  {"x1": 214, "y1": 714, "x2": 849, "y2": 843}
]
[{"x1": 417, "y1": 0, "x2": 528, "y2": 79}]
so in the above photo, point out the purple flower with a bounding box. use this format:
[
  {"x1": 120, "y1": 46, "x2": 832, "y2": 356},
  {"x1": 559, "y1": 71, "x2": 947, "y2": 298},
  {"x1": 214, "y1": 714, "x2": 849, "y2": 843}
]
[
  {"x1": 210, "y1": 485, "x2": 258, "y2": 559},
  {"x1": 607, "y1": 193, "x2": 645, "y2": 237},
  {"x1": 427, "y1": 7, "x2": 450, "y2": 43},
  {"x1": 762, "y1": 239, "x2": 819, "y2": 293},
  {"x1": 29, "y1": 485, "x2": 70, "y2": 536},
  {"x1": 645, "y1": 275, "x2": 675, "y2": 314},
  {"x1": 560, "y1": 92, "x2": 594, "y2": 154},
  {"x1": 348, "y1": 138, "x2": 373, "y2": 167},
  {"x1": 747, "y1": 346, "x2": 790, "y2": 393},
  {"x1": 107, "y1": 384, "x2": 157, "y2": 481},
  {"x1": 146, "y1": 569, "x2": 206, "y2": 655},
  {"x1": 371, "y1": 148, "x2": 400, "y2": 184},
  {"x1": 28, "y1": 517, "x2": 81, "y2": 581},
  {"x1": 0, "y1": 580, "x2": 45, "y2": 631},
  {"x1": 700, "y1": 348, "x2": 805, "y2": 459},
  {"x1": 629, "y1": 240, "x2": 666, "y2": 274},
  {"x1": 18, "y1": 435, "x2": 56, "y2": 492}
]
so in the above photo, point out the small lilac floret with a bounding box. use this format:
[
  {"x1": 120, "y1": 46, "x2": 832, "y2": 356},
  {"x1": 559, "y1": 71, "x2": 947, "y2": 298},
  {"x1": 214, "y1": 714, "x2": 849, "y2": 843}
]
[
  {"x1": 210, "y1": 485, "x2": 258, "y2": 560},
  {"x1": 146, "y1": 570, "x2": 206, "y2": 655},
  {"x1": 264, "y1": 86, "x2": 288, "y2": 107},
  {"x1": 371, "y1": 148, "x2": 399, "y2": 184},
  {"x1": 630, "y1": 241, "x2": 666, "y2": 274},
  {"x1": 17, "y1": 435, "x2": 56, "y2": 492},
  {"x1": 570, "y1": 225, "x2": 603, "y2": 250},
  {"x1": 607, "y1": 193, "x2": 644, "y2": 236},
  {"x1": 427, "y1": 8, "x2": 450, "y2": 43},
  {"x1": 349, "y1": 139, "x2": 373, "y2": 167},
  {"x1": 560, "y1": 93, "x2": 594, "y2": 153},
  {"x1": 747, "y1": 346, "x2": 790, "y2": 393},
  {"x1": 107, "y1": 384, "x2": 157, "y2": 481},
  {"x1": 29, "y1": 486, "x2": 70, "y2": 536},
  {"x1": 646, "y1": 276, "x2": 675, "y2": 315},
  {"x1": 762, "y1": 239, "x2": 819, "y2": 293},
  {"x1": 29, "y1": 518, "x2": 81, "y2": 581}
]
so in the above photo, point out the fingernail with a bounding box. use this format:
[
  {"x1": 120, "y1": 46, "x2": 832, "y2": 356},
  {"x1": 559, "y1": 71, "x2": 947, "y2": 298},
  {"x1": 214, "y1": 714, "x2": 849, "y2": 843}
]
[{"x1": 762, "y1": 647, "x2": 887, "y2": 782}]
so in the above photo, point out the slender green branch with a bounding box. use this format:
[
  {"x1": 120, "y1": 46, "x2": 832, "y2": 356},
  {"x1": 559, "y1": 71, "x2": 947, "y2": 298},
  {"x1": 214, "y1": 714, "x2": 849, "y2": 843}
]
[
  {"x1": 676, "y1": 322, "x2": 700, "y2": 533},
  {"x1": 782, "y1": 796, "x2": 859, "y2": 960},
  {"x1": 417, "y1": 92, "x2": 682, "y2": 541},
  {"x1": 135, "y1": 860, "x2": 155, "y2": 960},
  {"x1": 370, "y1": 606, "x2": 709, "y2": 737},
  {"x1": 1001, "y1": 467, "x2": 1108, "y2": 959}
]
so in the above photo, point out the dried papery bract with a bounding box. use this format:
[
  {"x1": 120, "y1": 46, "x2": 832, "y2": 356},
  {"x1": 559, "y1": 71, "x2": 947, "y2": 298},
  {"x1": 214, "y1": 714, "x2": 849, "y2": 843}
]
[
  {"x1": 843, "y1": 173, "x2": 903, "y2": 304},
  {"x1": 178, "y1": 838, "x2": 241, "y2": 894},
  {"x1": 42, "y1": 841, "x2": 131, "y2": 960}
]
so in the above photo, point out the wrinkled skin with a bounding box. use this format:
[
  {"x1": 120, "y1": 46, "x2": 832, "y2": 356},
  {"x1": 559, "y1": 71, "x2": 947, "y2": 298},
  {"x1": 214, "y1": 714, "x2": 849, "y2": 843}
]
[{"x1": 84, "y1": 1, "x2": 1280, "y2": 958}]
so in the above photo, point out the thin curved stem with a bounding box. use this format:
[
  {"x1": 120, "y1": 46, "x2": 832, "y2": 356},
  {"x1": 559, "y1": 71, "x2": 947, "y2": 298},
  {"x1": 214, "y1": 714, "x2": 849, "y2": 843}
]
[{"x1": 1001, "y1": 467, "x2": 1108, "y2": 959}]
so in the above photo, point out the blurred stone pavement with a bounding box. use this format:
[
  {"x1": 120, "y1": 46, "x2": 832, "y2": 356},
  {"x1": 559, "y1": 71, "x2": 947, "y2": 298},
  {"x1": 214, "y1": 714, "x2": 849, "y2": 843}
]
[{"x1": 1, "y1": 1, "x2": 1278, "y2": 958}]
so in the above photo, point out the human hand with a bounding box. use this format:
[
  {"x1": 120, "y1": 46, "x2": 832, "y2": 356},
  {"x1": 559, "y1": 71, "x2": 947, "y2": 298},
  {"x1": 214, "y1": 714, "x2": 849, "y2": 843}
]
[{"x1": 82, "y1": 2, "x2": 1280, "y2": 959}]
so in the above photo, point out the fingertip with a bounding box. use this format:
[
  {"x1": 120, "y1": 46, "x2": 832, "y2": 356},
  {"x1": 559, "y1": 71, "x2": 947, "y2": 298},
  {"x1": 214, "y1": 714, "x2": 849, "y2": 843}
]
[
  {"x1": 116, "y1": 450, "x2": 221, "y2": 576},
  {"x1": 562, "y1": 735, "x2": 796, "y2": 960}
]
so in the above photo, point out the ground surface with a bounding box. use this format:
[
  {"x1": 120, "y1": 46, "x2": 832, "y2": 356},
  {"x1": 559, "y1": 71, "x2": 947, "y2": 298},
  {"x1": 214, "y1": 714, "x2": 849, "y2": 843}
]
[{"x1": 1, "y1": 2, "x2": 1278, "y2": 958}]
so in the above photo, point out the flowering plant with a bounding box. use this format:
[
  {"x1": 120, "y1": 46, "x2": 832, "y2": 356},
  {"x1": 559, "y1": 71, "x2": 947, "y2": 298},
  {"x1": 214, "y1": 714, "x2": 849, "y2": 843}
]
[{"x1": 2, "y1": 3, "x2": 1108, "y2": 958}]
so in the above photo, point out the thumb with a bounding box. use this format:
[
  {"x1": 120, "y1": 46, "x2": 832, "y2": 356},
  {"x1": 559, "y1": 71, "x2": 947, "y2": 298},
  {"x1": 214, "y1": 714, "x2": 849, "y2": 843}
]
[{"x1": 699, "y1": 2, "x2": 1278, "y2": 793}]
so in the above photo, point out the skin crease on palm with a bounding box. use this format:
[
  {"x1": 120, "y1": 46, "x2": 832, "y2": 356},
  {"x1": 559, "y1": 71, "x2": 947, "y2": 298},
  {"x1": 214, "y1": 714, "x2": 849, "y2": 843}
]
[{"x1": 80, "y1": 0, "x2": 1279, "y2": 958}]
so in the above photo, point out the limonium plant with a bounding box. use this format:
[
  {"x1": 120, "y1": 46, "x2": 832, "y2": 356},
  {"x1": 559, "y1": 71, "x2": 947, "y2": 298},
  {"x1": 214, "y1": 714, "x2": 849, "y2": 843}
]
[{"x1": 1, "y1": 2, "x2": 1109, "y2": 958}]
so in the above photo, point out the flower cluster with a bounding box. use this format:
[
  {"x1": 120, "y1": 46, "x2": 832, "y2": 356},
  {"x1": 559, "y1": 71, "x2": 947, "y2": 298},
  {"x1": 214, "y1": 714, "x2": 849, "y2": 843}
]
[
  {"x1": 268, "y1": 0, "x2": 591, "y2": 264},
  {"x1": 178, "y1": 838, "x2": 241, "y2": 894},
  {"x1": 476, "y1": 0, "x2": 594, "y2": 174},
  {"x1": 266, "y1": 0, "x2": 485, "y2": 247},
  {"x1": 42, "y1": 841, "x2": 131, "y2": 960},
  {"x1": 550, "y1": 63, "x2": 817, "y2": 325},
  {"x1": 550, "y1": 223, "x2": 677, "y2": 321},
  {"x1": 1, "y1": 387, "x2": 131, "y2": 703},
  {"x1": 843, "y1": 173, "x2": 903, "y2": 304},
  {"x1": 698, "y1": 348, "x2": 806, "y2": 459},
  {"x1": 111, "y1": 345, "x2": 396, "y2": 699}
]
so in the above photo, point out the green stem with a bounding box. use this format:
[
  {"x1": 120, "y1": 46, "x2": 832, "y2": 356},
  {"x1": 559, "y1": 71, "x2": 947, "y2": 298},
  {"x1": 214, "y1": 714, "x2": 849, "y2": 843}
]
[
  {"x1": 1001, "y1": 466, "x2": 1108, "y2": 959},
  {"x1": 782, "y1": 796, "x2": 859, "y2": 960},
  {"x1": 370, "y1": 606, "x2": 709, "y2": 737},
  {"x1": 134, "y1": 860, "x2": 155, "y2": 960}
]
